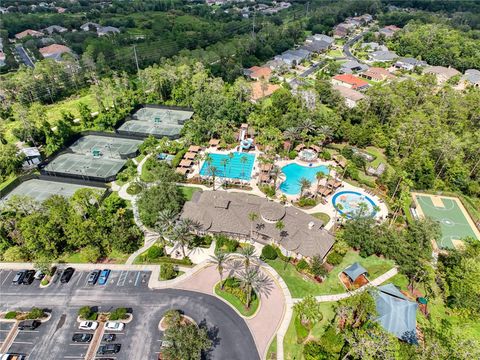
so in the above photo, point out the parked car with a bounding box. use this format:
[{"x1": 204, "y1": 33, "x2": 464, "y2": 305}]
[
  {"x1": 98, "y1": 269, "x2": 111, "y2": 285},
  {"x1": 22, "y1": 270, "x2": 35, "y2": 285},
  {"x1": 18, "y1": 320, "x2": 40, "y2": 330},
  {"x1": 34, "y1": 270, "x2": 45, "y2": 280},
  {"x1": 87, "y1": 270, "x2": 101, "y2": 285},
  {"x1": 102, "y1": 333, "x2": 116, "y2": 342},
  {"x1": 104, "y1": 322, "x2": 124, "y2": 331},
  {"x1": 60, "y1": 267, "x2": 75, "y2": 283},
  {"x1": 12, "y1": 271, "x2": 26, "y2": 285},
  {"x1": 0, "y1": 354, "x2": 27, "y2": 360},
  {"x1": 79, "y1": 321, "x2": 98, "y2": 331},
  {"x1": 72, "y1": 333, "x2": 93, "y2": 343},
  {"x1": 97, "y1": 344, "x2": 121, "y2": 355}
]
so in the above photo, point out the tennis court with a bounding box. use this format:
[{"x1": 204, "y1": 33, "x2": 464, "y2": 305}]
[
  {"x1": 69, "y1": 135, "x2": 142, "y2": 158},
  {"x1": 412, "y1": 192, "x2": 480, "y2": 249},
  {"x1": 0, "y1": 179, "x2": 104, "y2": 204},
  {"x1": 44, "y1": 153, "x2": 126, "y2": 182},
  {"x1": 117, "y1": 105, "x2": 194, "y2": 139}
]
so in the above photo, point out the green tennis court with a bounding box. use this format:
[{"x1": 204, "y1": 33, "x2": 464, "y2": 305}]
[
  {"x1": 69, "y1": 135, "x2": 142, "y2": 158},
  {"x1": 412, "y1": 193, "x2": 480, "y2": 249}
]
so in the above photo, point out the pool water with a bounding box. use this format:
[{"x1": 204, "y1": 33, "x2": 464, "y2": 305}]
[
  {"x1": 200, "y1": 152, "x2": 255, "y2": 180},
  {"x1": 332, "y1": 191, "x2": 377, "y2": 218},
  {"x1": 279, "y1": 163, "x2": 329, "y2": 195}
]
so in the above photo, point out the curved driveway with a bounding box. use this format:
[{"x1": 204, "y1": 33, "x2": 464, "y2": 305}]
[{"x1": 0, "y1": 273, "x2": 259, "y2": 360}]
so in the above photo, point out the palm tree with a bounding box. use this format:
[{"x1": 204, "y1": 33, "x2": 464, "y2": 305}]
[
  {"x1": 220, "y1": 158, "x2": 228, "y2": 178},
  {"x1": 154, "y1": 209, "x2": 178, "y2": 247},
  {"x1": 207, "y1": 165, "x2": 218, "y2": 191},
  {"x1": 171, "y1": 218, "x2": 202, "y2": 258},
  {"x1": 239, "y1": 245, "x2": 257, "y2": 270},
  {"x1": 237, "y1": 267, "x2": 272, "y2": 309},
  {"x1": 248, "y1": 212, "x2": 259, "y2": 241},
  {"x1": 240, "y1": 155, "x2": 248, "y2": 186},
  {"x1": 209, "y1": 251, "x2": 231, "y2": 289},
  {"x1": 293, "y1": 295, "x2": 323, "y2": 329},
  {"x1": 300, "y1": 118, "x2": 316, "y2": 135},
  {"x1": 315, "y1": 172, "x2": 325, "y2": 199},
  {"x1": 283, "y1": 127, "x2": 300, "y2": 152},
  {"x1": 270, "y1": 166, "x2": 282, "y2": 190},
  {"x1": 275, "y1": 220, "x2": 285, "y2": 245},
  {"x1": 317, "y1": 125, "x2": 333, "y2": 147},
  {"x1": 298, "y1": 177, "x2": 312, "y2": 198},
  {"x1": 333, "y1": 203, "x2": 343, "y2": 232}
]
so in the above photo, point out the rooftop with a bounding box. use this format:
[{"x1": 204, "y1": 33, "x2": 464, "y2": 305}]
[
  {"x1": 180, "y1": 191, "x2": 335, "y2": 259},
  {"x1": 333, "y1": 74, "x2": 369, "y2": 89},
  {"x1": 333, "y1": 85, "x2": 366, "y2": 101}
]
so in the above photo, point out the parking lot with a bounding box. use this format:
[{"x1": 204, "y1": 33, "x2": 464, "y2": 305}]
[{"x1": 0, "y1": 267, "x2": 259, "y2": 360}]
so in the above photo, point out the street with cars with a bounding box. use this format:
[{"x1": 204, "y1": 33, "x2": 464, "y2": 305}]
[{"x1": 0, "y1": 267, "x2": 259, "y2": 360}]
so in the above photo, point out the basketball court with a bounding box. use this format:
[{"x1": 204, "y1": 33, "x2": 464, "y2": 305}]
[
  {"x1": 412, "y1": 192, "x2": 480, "y2": 249},
  {"x1": 0, "y1": 179, "x2": 105, "y2": 204}
]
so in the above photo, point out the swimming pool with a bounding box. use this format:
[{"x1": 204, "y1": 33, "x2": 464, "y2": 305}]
[
  {"x1": 279, "y1": 163, "x2": 329, "y2": 195},
  {"x1": 199, "y1": 152, "x2": 255, "y2": 180},
  {"x1": 332, "y1": 191, "x2": 377, "y2": 218}
]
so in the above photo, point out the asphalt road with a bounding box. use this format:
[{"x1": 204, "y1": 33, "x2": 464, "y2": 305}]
[
  {"x1": 0, "y1": 269, "x2": 259, "y2": 360},
  {"x1": 343, "y1": 31, "x2": 368, "y2": 61},
  {"x1": 15, "y1": 45, "x2": 35, "y2": 68}
]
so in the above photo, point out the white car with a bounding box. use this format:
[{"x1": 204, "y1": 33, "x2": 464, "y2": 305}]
[
  {"x1": 104, "y1": 322, "x2": 125, "y2": 331},
  {"x1": 79, "y1": 321, "x2": 98, "y2": 331}
]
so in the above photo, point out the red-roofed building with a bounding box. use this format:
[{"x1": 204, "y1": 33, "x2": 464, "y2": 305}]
[
  {"x1": 15, "y1": 29, "x2": 43, "y2": 40},
  {"x1": 332, "y1": 74, "x2": 369, "y2": 90},
  {"x1": 39, "y1": 44, "x2": 72, "y2": 61},
  {"x1": 244, "y1": 66, "x2": 272, "y2": 80}
]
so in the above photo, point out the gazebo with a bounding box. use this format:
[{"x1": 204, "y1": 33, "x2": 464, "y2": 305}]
[
  {"x1": 343, "y1": 262, "x2": 368, "y2": 282},
  {"x1": 188, "y1": 145, "x2": 201, "y2": 153},
  {"x1": 179, "y1": 159, "x2": 193, "y2": 168},
  {"x1": 294, "y1": 144, "x2": 305, "y2": 151},
  {"x1": 184, "y1": 152, "x2": 196, "y2": 160},
  {"x1": 209, "y1": 138, "x2": 220, "y2": 147}
]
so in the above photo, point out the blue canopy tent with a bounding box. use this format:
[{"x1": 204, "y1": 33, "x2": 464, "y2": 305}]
[
  {"x1": 373, "y1": 283, "x2": 418, "y2": 344},
  {"x1": 343, "y1": 262, "x2": 368, "y2": 282}
]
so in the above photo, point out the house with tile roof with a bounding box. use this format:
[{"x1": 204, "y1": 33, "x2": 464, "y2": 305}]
[
  {"x1": 394, "y1": 57, "x2": 427, "y2": 71},
  {"x1": 15, "y1": 29, "x2": 43, "y2": 40},
  {"x1": 379, "y1": 25, "x2": 401, "y2": 38},
  {"x1": 243, "y1": 66, "x2": 272, "y2": 80},
  {"x1": 39, "y1": 44, "x2": 73, "y2": 61},
  {"x1": 44, "y1": 25, "x2": 68, "y2": 35},
  {"x1": 333, "y1": 85, "x2": 366, "y2": 108},
  {"x1": 180, "y1": 191, "x2": 335, "y2": 260},
  {"x1": 332, "y1": 74, "x2": 369, "y2": 90},
  {"x1": 360, "y1": 67, "x2": 396, "y2": 82},
  {"x1": 423, "y1": 66, "x2": 461, "y2": 84}
]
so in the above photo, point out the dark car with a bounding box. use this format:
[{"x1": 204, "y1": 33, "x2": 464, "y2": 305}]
[
  {"x1": 72, "y1": 333, "x2": 93, "y2": 343},
  {"x1": 102, "y1": 333, "x2": 116, "y2": 342},
  {"x1": 97, "y1": 344, "x2": 121, "y2": 355},
  {"x1": 18, "y1": 320, "x2": 41, "y2": 330},
  {"x1": 60, "y1": 267, "x2": 75, "y2": 283},
  {"x1": 12, "y1": 271, "x2": 27, "y2": 285},
  {"x1": 87, "y1": 270, "x2": 101, "y2": 286},
  {"x1": 22, "y1": 270, "x2": 35, "y2": 285}
]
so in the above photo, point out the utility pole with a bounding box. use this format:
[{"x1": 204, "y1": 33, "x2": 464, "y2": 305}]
[
  {"x1": 133, "y1": 45, "x2": 140, "y2": 73},
  {"x1": 252, "y1": 11, "x2": 256, "y2": 39}
]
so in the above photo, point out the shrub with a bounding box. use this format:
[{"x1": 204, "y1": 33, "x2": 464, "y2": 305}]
[
  {"x1": 297, "y1": 197, "x2": 316, "y2": 208},
  {"x1": 109, "y1": 307, "x2": 127, "y2": 321},
  {"x1": 215, "y1": 235, "x2": 239, "y2": 253},
  {"x1": 275, "y1": 247, "x2": 291, "y2": 262},
  {"x1": 326, "y1": 251, "x2": 344, "y2": 266},
  {"x1": 296, "y1": 259, "x2": 310, "y2": 272},
  {"x1": 294, "y1": 315, "x2": 309, "y2": 343},
  {"x1": 303, "y1": 341, "x2": 330, "y2": 360},
  {"x1": 318, "y1": 326, "x2": 344, "y2": 356},
  {"x1": 146, "y1": 245, "x2": 164, "y2": 260},
  {"x1": 160, "y1": 264, "x2": 177, "y2": 280},
  {"x1": 191, "y1": 235, "x2": 213, "y2": 248},
  {"x1": 27, "y1": 307, "x2": 44, "y2": 319},
  {"x1": 222, "y1": 278, "x2": 256, "y2": 306},
  {"x1": 5, "y1": 311, "x2": 18, "y2": 319},
  {"x1": 40, "y1": 279, "x2": 49, "y2": 286},
  {"x1": 80, "y1": 245, "x2": 101, "y2": 263},
  {"x1": 311, "y1": 256, "x2": 327, "y2": 277},
  {"x1": 78, "y1": 306, "x2": 93, "y2": 320},
  {"x1": 126, "y1": 182, "x2": 144, "y2": 195},
  {"x1": 260, "y1": 185, "x2": 276, "y2": 198},
  {"x1": 288, "y1": 150, "x2": 298, "y2": 159},
  {"x1": 321, "y1": 150, "x2": 331, "y2": 160},
  {"x1": 171, "y1": 149, "x2": 188, "y2": 168},
  {"x1": 261, "y1": 245, "x2": 278, "y2": 260}
]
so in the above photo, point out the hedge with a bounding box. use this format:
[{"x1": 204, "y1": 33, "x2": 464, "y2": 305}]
[{"x1": 261, "y1": 245, "x2": 278, "y2": 260}]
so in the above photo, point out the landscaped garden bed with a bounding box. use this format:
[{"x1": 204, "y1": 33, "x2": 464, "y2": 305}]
[{"x1": 214, "y1": 278, "x2": 260, "y2": 317}]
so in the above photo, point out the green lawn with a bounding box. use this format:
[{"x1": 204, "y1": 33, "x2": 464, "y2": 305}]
[
  {"x1": 326, "y1": 48, "x2": 343, "y2": 58},
  {"x1": 0, "y1": 175, "x2": 17, "y2": 192},
  {"x1": 179, "y1": 186, "x2": 201, "y2": 201},
  {"x1": 266, "y1": 337, "x2": 277, "y2": 360},
  {"x1": 214, "y1": 283, "x2": 259, "y2": 317},
  {"x1": 312, "y1": 212, "x2": 331, "y2": 224},
  {"x1": 284, "y1": 304, "x2": 336, "y2": 360},
  {"x1": 382, "y1": 272, "x2": 409, "y2": 289},
  {"x1": 267, "y1": 250, "x2": 396, "y2": 298},
  {"x1": 44, "y1": 92, "x2": 98, "y2": 123}
]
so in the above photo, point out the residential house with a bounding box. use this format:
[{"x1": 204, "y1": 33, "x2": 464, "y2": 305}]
[
  {"x1": 332, "y1": 74, "x2": 369, "y2": 90},
  {"x1": 306, "y1": 34, "x2": 334, "y2": 45},
  {"x1": 300, "y1": 40, "x2": 330, "y2": 54},
  {"x1": 243, "y1": 66, "x2": 272, "y2": 80},
  {"x1": 97, "y1": 26, "x2": 120, "y2": 36},
  {"x1": 423, "y1": 66, "x2": 461, "y2": 84},
  {"x1": 373, "y1": 284, "x2": 418, "y2": 344},
  {"x1": 14, "y1": 29, "x2": 43, "y2": 40},
  {"x1": 250, "y1": 81, "x2": 280, "y2": 102},
  {"x1": 360, "y1": 67, "x2": 396, "y2": 82},
  {"x1": 80, "y1": 22, "x2": 100, "y2": 32},
  {"x1": 367, "y1": 163, "x2": 386, "y2": 177},
  {"x1": 39, "y1": 44, "x2": 73, "y2": 61},
  {"x1": 333, "y1": 24, "x2": 350, "y2": 38},
  {"x1": 265, "y1": 59, "x2": 288, "y2": 73},
  {"x1": 333, "y1": 85, "x2": 366, "y2": 108},
  {"x1": 460, "y1": 69, "x2": 480, "y2": 87},
  {"x1": 275, "y1": 49, "x2": 310, "y2": 67},
  {"x1": 361, "y1": 42, "x2": 388, "y2": 52},
  {"x1": 379, "y1": 25, "x2": 401, "y2": 38},
  {"x1": 180, "y1": 191, "x2": 335, "y2": 260},
  {"x1": 340, "y1": 60, "x2": 369, "y2": 74},
  {"x1": 394, "y1": 57, "x2": 427, "y2": 71},
  {"x1": 19, "y1": 147, "x2": 42, "y2": 168},
  {"x1": 44, "y1": 25, "x2": 68, "y2": 35},
  {"x1": 368, "y1": 50, "x2": 398, "y2": 63}
]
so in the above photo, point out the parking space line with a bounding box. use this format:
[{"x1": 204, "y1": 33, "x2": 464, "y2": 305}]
[
  {"x1": 18, "y1": 330, "x2": 39, "y2": 333},
  {"x1": 1, "y1": 271, "x2": 12, "y2": 286},
  {"x1": 134, "y1": 271, "x2": 141, "y2": 286},
  {"x1": 117, "y1": 271, "x2": 127, "y2": 287},
  {"x1": 75, "y1": 272, "x2": 85, "y2": 286},
  {"x1": 68, "y1": 343, "x2": 90, "y2": 346},
  {"x1": 12, "y1": 341, "x2": 34, "y2": 344}
]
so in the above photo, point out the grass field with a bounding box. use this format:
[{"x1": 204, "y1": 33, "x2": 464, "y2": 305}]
[
  {"x1": 179, "y1": 185, "x2": 201, "y2": 201},
  {"x1": 266, "y1": 250, "x2": 395, "y2": 298},
  {"x1": 60, "y1": 249, "x2": 129, "y2": 264},
  {"x1": 44, "y1": 92, "x2": 98, "y2": 123}
]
